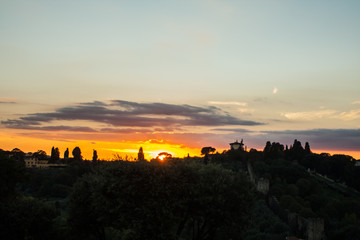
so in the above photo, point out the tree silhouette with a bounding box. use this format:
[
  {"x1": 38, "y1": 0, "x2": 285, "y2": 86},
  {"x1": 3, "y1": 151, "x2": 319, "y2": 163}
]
[
  {"x1": 201, "y1": 147, "x2": 216, "y2": 155},
  {"x1": 263, "y1": 142, "x2": 284, "y2": 159},
  {"x1": 64, "y1": 148, "x2": 69, "y2": 159},
  {"x1": 292, "y1": 139, "x2": 304, "y2": 152},
  {"x1": 289, "y1": 139, "x2": 305, "y2": 160},
  {"x1": 305, "y1": 142, "x2": 311, "y2": 154},
  {"x1": 50, "y1": 147, "x2": 60, "y2": 162},
  {"x1": 51, "y1": 147, "x2": 55, "y2": 161},
  {"x1": 92, "y1": 150, "x2": 98, "y2": 162},
  {"x1": 72, "y1": 147, "x2": 82, "y2": 161},
  {"x1": 11, "y1": 148, "x2": 25, "y2": 161},
  {"x1": 137, "y1": 147, "x2": 145, "y2": 161},
  {"x1": 32, "y1": 150, "x2": 47, "y2": 160},
  {"x1": 201, "y1": 147, "x2": 216, "y2": 164}
]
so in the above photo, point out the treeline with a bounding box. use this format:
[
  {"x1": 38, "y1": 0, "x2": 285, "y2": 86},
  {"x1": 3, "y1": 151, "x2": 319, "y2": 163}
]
[
  {"x1": 0, "y1": 149, "x2": 56, "y2": 239},
  {"x1": 300, "y1": 153, "x2": 360, "y2": 191},
  {"x1": 1, "y1": 149, "x2": 262, "y2": 240},
  {"x1": 1, "y1": 141, "x2": 360, "y2": 240},
  {"x1": 249, "y1": 140, "x2": 360, "y2": 239},
  {"x1": 259, "y1": 139, "x2": 360, "y2": 192},
  {"x1": 2, "y1": 146, "x2": 96, "y2": 163},
  {"x1": 0, "y1": 146, "x2": 291, "y2": 240}
]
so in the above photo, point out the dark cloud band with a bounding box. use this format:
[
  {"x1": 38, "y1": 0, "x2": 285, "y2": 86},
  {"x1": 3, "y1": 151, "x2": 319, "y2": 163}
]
[
  {"x1": 1, "y1": 100, "x2": 263, "y2": 131},
  {"x1": 260, "y1": 129, "x2": 360, "y2": 151}
]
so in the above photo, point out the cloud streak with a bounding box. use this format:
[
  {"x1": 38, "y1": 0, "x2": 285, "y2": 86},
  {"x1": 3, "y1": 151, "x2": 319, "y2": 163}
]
[
  {"x1": 1, "y1": 100, "x2": 263, "y2": 132},
  {"x1": 335, "y1": 109, "x2": 360, "y2": 121},
  {"x1": 212, "y1": 128, "x2": 253, "y2": 133},
  {"x1": 282, "y1": 109, "x2": 360, "y2": 121},
  {"x1": 0, "y1": 98, "x2": 18, "y2": 104},
  {"x1": 262, "y1": 128, "x2": 360, "y2": 151},
  {"x1": 282, "y1": 110, "x2": 337, "y2": 120},
  {"x1": 208, "y1": 101, "x2": 248, "y2": 106}
]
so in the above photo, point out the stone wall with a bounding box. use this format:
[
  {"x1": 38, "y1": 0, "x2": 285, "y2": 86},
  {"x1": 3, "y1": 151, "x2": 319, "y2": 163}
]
[
  {"x1": 257, "y1": 178, "x2": 269, "y2": 195},
  {"x1": 307, "y1": 218, "x2": 325, "y2": 240}
]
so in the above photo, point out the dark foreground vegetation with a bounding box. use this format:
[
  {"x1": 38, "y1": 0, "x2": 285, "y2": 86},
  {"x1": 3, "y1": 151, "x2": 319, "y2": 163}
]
[{"x1": 1, "y1": 140, "x2": 360, "y2": 240}]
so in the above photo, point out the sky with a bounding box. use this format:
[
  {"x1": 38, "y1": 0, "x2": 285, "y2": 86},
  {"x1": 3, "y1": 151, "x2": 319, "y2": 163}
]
[{"x1": 1, "y1": 0, "x2": 360, "y2": 159}]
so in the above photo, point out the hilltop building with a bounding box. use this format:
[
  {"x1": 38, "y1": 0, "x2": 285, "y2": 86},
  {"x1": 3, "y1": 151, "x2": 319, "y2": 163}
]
[
  {"x1": 230, "y1": 139, "x2": 245, "y2": 151},
  {"x1": 24, "y1": 156, "x2": 67, "y2": 169}
]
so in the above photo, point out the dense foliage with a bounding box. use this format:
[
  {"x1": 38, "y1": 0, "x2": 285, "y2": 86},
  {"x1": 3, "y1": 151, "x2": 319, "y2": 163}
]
[
  {"x1": 68, "y1": 160, "x2": 255, "y2": 240},
  {"x1": 251, "y1": 140, "x2": 360, "y2": 239},
  {"x1": 1, "y1": 141, "x2": 360, "y2": 239}
]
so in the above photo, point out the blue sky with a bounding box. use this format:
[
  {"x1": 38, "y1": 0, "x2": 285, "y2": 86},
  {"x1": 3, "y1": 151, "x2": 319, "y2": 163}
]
[{"x1": 1, "y1": 0, "x2": 359, "y2": 158}]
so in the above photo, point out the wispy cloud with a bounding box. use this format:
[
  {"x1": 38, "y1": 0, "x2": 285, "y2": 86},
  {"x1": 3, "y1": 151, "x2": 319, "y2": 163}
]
[
  {"x1": 335, "y1": 109, "x2": 360, "y2": 121},
  {"x1": 0, "y1": 97, "x2": 18, "y2": 104},
  {"x1": 212, "y1": 128, "x2": 253, "y2": 133},
  {"x1": 352, "y1": 100, "x2": 360, "y2": 105},
  {"x1": 282, "y1": 108, "x2": 360, "y2": 121},
  {"x1": 253, "y1": 97, "x2": 268, "y2": 103},
  {"x1": 143, "y1": 139, "x2": 165, "y2": 144},
  {"x1": 282, "y1": 110, "x2": 337, "y2": 120},
  {"x1": 0, "y1": 101, "x2": 17, "y2": 104},
  {"x1": 9, "y1": 125, "x2": 97, "y2": 132},
  {"x1": 238, "y1": 108, "x2": 255, "y2": 114},
  {"x1": 136, "y1": 139, "x2": 177, "y2": 146},
  {"x1": 208, "y1": 101, "x2": 248, "y2": 106},
  {"x1": 1, "y1": 100, "x2": 263, "y2": 132}
]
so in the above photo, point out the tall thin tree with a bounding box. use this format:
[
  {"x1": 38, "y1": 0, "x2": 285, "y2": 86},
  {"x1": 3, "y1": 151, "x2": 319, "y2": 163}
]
[{"x1": 138, "y1": 147, "x2": 145, "y2": 161}]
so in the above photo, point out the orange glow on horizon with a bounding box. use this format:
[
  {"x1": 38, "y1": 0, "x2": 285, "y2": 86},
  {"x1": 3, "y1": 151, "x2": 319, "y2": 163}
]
[
  {"x1": 312, "y1": 149, "x2": 360, "y2": 160},
  {"x1": 0, "y1": 131, "x2": 359, "y2": 161},
  {"x1": 0, "y1": 132, "x2": 202, "y2": 160}
]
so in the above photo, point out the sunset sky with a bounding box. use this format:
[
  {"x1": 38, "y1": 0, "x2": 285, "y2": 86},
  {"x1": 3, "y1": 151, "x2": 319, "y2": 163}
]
[{"x1": 1, "y1": 0, "x2": 360, "y2": 159}]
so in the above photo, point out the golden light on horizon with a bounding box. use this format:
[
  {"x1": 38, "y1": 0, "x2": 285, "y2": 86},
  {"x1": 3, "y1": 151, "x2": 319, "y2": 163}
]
[
  {"x1": 1, "y1": 130, "x2": 359, "y2": 160},
  {"x1": 146, "y1": 150, "x2": 169, "y2": 159},
  {"x1": 158, "y1": 154, "x2": 166, "y2": 161},
  {"x1": 312, "y1": 149, "x2": 360, "y2": 160},
  {"x1": 0, "y1": 131, "x2": 202, "y2": 160}
]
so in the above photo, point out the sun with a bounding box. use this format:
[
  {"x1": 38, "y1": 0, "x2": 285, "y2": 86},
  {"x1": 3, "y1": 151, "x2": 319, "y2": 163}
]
[{"x1": 155, "y1": 151, "x2": 173, "y2": 161}]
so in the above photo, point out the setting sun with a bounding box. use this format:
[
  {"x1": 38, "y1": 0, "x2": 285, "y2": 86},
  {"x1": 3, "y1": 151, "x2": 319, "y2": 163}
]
[{"x1": 158, "y1": 154, "x2": 166, "y2": 161}]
